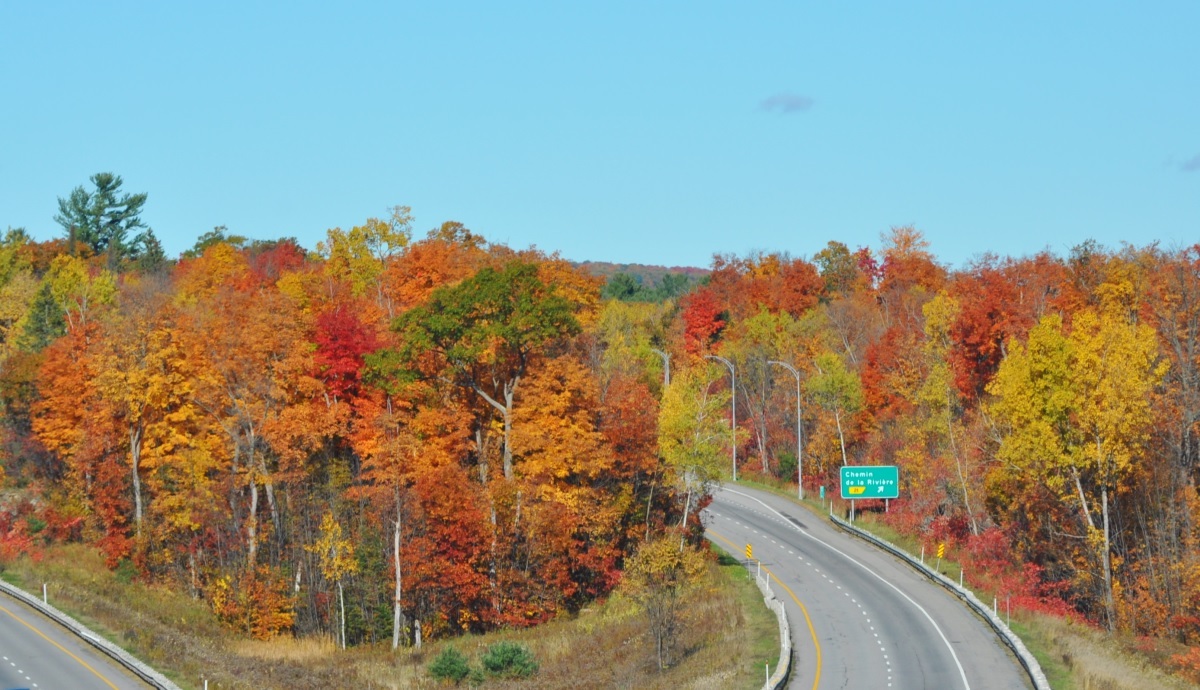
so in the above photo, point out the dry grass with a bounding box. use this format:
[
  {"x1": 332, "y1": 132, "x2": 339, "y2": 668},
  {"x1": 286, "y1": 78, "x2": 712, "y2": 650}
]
[
  {"x1": 231, "y1": 635, "x2": 338, "y2": 662},
  {"x1": 0, "y1": 542, "x2": 778, "y2": 689},
  {"x1": 1010, "y1": 613, "x2": 1198, "y2": 690}
]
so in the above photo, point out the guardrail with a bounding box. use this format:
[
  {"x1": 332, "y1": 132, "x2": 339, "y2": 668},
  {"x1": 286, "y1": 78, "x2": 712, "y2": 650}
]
[
  {"x1": 749, "y1": 564, "x2": 792, "y2": 690},
  {"x1": 829, "y1": 514, "x2": 1051, "y2": 690},
  {"x1": 0, "y1": 578, "x2": 182, "y2": 690}
]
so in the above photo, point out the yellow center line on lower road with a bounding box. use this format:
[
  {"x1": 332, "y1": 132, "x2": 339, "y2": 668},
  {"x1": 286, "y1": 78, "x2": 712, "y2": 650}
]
[
  {"x1": 709, "y1": 528, "x2": 822, "y2": 690},
  {"x1": 0, "y1": 601, "x2": 120, "y2": 689}
]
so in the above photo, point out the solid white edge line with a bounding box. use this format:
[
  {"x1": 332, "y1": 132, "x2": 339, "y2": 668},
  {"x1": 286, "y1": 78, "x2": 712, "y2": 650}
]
[{"x1": 717, "y1": 487, "x2": 972, "y2": 690}]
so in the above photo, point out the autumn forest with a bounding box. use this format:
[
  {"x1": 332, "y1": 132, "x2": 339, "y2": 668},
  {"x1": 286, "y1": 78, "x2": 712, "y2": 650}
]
[{"x1": 2, "y1": 177, "x2": 1200, "y2": 665}]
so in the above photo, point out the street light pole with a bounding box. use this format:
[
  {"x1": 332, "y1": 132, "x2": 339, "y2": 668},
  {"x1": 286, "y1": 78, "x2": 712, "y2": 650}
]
[
  {"x1": 706, "y1": 354, "x2": 737, "y2": 482},
  {"x1": 768, "y1": 360, "x2": 804, "y2": 500}
]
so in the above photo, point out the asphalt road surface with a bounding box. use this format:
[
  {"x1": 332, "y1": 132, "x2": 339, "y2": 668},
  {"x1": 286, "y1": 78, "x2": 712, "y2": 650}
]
[
  {"x1": 705, "y1": 484, "x2": 1033, "y2": 690},
  {"x1": 0, "y1": 589, "x2": 151, "y2": 690}
]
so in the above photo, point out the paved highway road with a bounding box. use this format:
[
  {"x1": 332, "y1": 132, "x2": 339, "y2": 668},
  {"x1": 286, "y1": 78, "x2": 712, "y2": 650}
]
[
  {"x1": 0, "y1": 589, "x2": 151, "y2": 690},
  {"x1": 705, "y1": 485, "x2": 1032, "y2": 690}
]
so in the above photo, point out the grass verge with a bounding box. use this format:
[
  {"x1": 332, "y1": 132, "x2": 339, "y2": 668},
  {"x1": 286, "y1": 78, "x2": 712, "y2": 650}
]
[{"x1": 0, "y1": 541, "x2": 779, "y2": 689}]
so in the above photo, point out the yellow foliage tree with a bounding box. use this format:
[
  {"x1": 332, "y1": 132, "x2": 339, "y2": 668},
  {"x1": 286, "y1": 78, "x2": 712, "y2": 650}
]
[
  {"x1": 308, "y1": 511, "x2": 358, "y2": 649},
  {"x1": 658, "y1": 366, "x2": 741, "y2": 536},
  {"x1": 623, "y1": 536, "x2": 706, "y2": 671},
  {"x1": 989, "y1": 305, "x2": 1166, "y2": 629}
]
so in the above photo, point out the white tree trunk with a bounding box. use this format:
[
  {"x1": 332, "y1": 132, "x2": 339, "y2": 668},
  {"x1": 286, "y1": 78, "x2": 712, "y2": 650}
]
[
  {"x1": 247, "y1": 480, "x2": 259, "y2": 568},
  {"x1": 835, "y1": 409, "x2": 848, "y2": 466},
  {"x1": 1102, "y1": 487, "x2": 1116, "y2": 632},
  {"x1": 338, "y1": 580, "x2": 346, "y2": 650},
  {"x1": 130, "y1": 424, "x2": 143, "y2": 537},
  {"x1": 392, "y1": 505, "x2": 403, "y2": 650}
]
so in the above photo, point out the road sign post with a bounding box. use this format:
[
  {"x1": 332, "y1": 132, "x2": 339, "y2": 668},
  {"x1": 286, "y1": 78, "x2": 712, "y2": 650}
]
[{"x1": 839, "y1": 465, "x2": 900, "y2": 500}]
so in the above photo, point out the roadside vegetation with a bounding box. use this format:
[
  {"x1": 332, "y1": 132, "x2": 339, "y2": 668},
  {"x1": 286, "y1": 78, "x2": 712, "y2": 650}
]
[
  {"x1": 0, "y1": 540, "x2": 778, "y2": 689},
  {"x1": 5, "y1": 184, "x2": 1200, "y2": 687},
  {"x1": 739, "y1": 476, "x2": 1198, "y2": 689}
]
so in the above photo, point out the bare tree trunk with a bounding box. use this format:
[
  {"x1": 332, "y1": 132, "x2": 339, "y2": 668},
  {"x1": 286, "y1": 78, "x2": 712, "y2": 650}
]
[
  {"x1": 835, "y1": 409, "x2": 848, "y2": 466},
  {"x1": 644, "y1": 481, "x2": 655, "y2": 541},
  {"x1": 1102, "y1": 487, "x2": 1116, "y2": 632},
  {"x1": 476, "y1": 426, "x2": 488, "y2": 484},
  {"x1": 261, "y1": 459, "x2": 279, "y2": 535},
  {"x1": 392, "y1": 500, "x2": 403, "y2": 650},
  {"x1": 1073, "y1": 467, "x2": 1096, "y2": 530},
  {"x1": 679, "y1": 488, "x2": 692, "y2": 550},
  {"x1": 130, "y1": 424, "x2": 143, "y2": 537},
  {"x1": 470, "y1": 376, "x2": 521, "y2": 481},
  {"x1": 489, "y1": 501, "x2": 499, "y2": 615},
  {"x1": 945, "y1": 398, "x2": 978, "y2": 535},
  {"x1": 338, "y1": 579, "x2": 346, "y2": 650},
  {"x1": 189, "y1": 550, "x2": 198, "y2": 599},
  {"x1": 503, "y1": 379, "x2": 517, "y2": 479},
  {"x1": 247, "y1": 480, "x2": 259, "y2": 568}
]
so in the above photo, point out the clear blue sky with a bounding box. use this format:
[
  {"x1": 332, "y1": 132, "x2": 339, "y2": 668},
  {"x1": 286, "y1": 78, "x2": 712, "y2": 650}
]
[{"x1": 3, "y1": 2, "x2": 1197, "y2": 270}]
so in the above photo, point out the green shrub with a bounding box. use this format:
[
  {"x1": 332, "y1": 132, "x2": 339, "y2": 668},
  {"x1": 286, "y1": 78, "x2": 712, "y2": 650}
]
[
  {"x1": 481, "y1": 641, "x2": 538, "y2": 678},
  {"x1": 114, "y1": 558, "x2": 137, "y2": 585},
  {"x1": 428, "y1": 646, "x2": 471, "y2": 684}
]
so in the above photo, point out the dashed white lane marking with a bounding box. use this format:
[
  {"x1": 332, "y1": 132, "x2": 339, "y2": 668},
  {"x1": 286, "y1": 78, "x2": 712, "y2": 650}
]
[
  {"x1": 707, "y1": 507, "x2": 905, "y2": 690},
  {"x1": 708, "y1": 492, "x2": 972, "y2": 690},
  {"x1": 710, "y1": 511, "x2": 902, "y2": 681},
  {"x1": 2, "y1": 655, "x2": 40, "y2": 688}
]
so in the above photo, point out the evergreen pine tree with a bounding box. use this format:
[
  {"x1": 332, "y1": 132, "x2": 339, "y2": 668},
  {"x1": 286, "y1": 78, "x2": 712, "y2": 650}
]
[{"x1": 19, "y1": 282, "x2": 66, "y2": 351}]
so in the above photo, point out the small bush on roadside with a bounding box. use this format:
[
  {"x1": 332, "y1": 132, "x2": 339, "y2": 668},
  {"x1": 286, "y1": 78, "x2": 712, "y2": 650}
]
[
  {"x1": 428, "y1": 646, "x2": 471, "y2": 684},
  {"x1": 480, "y1": 641, "x2": 538, "y2": 678}
]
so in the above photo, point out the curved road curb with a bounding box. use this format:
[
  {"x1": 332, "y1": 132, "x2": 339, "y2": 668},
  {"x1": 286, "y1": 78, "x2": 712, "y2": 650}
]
[
  {"x1": 0, "y1": 578, "x2": 182, "y2": 690},
  {"x1": 829, "y1": 514, "x2": 1051, "y2": 690},
  {"x1": 750, "y1": 568, "x2": 792, "y2": 690}
]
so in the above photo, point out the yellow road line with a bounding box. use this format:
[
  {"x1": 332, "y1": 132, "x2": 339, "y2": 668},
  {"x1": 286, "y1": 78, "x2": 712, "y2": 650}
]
[
  {"x1": 0, "y1": 601, "x2": 120, "y2": 689},
  {"x1": 709, "y1": 529, "x2": 822, "y2": 690}
]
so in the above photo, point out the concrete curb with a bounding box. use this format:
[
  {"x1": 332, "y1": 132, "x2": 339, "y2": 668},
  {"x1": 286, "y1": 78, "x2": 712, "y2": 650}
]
[
  {"x1": 829, "y1": 514, "x2": 1051, "y2": 690},
  {"x1": 0, "y1": 578, "x2": 182, "y2": 690},
  {"x1": 751, "y1": 567, "x2": 792, "y2": 690}
]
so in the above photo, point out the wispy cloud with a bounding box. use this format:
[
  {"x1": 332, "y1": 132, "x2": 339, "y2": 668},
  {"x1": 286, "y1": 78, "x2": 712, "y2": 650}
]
[
  {"x1": 760, "y1": 92, "x2": 814, "y2": 114},
  {"x1": 1182, "y1": 153, "x2": 1200, "y2": 172}
]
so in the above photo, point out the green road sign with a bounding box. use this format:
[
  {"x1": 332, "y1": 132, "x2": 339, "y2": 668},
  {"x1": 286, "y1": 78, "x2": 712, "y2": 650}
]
[{"x1": 840, "y1": 465, "x2": 899, "y2": 499}]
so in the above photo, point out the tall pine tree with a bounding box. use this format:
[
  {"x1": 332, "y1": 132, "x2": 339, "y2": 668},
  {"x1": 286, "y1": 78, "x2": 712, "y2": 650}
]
[{"x1": 54, "y1": 172, "x2": 148, "y2": 270}]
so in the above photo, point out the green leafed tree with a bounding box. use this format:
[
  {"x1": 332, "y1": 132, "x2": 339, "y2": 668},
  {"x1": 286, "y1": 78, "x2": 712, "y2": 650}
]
[
  {"x1": 806, "y1": 351, "x2": 863, "y2": 467},
  {"x1": 382, "y1": 260, "x2": 581, "y2": 480},
  {"x1": 132, "y1": 229, "x2": 169, "y2": 273},
  {"x1": 658, "y1": 366, "x2": 741, "y2": 535},
  {"x1": 55, "y1": 172, "x2": 148, "y2": 269}
]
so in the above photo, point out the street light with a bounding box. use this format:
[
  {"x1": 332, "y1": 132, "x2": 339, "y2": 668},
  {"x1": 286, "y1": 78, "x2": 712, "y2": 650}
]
[
  {"x1": 768, "y1": 360, "x2": 804, "y2": 500},
  {"x1": 705, "y1": 354, "x2": 737, "y2": 482}
]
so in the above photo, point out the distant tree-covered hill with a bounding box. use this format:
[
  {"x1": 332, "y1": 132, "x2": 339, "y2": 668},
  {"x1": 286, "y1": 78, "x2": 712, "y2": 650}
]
[{"x1": 574, "y1": 261, "x2": 708, "y2": 302}]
